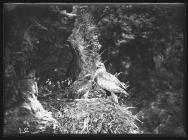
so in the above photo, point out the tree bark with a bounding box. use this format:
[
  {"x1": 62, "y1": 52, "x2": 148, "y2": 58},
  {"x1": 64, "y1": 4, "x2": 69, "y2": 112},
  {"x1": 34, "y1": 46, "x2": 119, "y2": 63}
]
[
  {"x1": 4, "y1": 77, "x2": 60, "y2": 135},
  {"x1": 67, "y1": 6, "x2": 102, "y2": 98}
]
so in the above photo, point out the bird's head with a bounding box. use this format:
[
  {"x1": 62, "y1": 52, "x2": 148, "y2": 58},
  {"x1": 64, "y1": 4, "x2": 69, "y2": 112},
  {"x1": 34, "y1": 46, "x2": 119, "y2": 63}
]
[{"x1": 96, "y1": 61, "x2": 106, "y2": 71}]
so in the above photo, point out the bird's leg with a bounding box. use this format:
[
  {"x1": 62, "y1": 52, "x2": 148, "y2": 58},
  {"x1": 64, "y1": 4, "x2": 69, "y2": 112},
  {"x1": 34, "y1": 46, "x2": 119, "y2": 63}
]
[{"x1": 111, "y1": 92, "x2": 119, "y2": 104}]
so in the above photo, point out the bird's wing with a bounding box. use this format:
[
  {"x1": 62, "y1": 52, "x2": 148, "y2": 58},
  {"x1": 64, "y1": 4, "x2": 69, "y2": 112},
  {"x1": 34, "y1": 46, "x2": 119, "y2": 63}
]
[
  {"x1": 97, "y1": 75, "x2": 126, "y2": 94},
  {"x1": 100, "y1": 72, "x2": 127, "y2": 90}
]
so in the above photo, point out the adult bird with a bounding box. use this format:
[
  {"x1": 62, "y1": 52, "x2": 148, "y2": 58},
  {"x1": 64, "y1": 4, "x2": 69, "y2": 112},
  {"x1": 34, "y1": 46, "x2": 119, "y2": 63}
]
[{"x1": 94, "y1": 61, "x2": 129, "y2": 104}]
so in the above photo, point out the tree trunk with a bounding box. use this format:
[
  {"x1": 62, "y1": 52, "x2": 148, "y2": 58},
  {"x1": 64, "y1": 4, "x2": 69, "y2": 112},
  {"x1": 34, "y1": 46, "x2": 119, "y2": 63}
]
[
  {"x1": 67, "y1": 6, "x2": 102, "y2": 98},
  {"x1": 4, "y1": 77, "x2": 60, "y2": 135}
]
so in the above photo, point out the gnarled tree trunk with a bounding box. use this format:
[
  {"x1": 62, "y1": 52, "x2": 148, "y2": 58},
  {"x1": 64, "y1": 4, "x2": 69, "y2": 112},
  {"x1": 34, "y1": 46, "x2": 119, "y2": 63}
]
[
  {"x1": 4, "y1": 78, "x2": 60, "y2": 135},
  {"x1": 67, "y1": 6, "x2": 102, "y2": 98}
]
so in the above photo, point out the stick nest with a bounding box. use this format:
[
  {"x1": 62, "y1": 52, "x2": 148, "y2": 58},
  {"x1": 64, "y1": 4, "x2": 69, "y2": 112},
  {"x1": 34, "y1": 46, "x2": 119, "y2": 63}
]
[{"x1": 42, "y1": 97, "x2": 141, "y2": 134}]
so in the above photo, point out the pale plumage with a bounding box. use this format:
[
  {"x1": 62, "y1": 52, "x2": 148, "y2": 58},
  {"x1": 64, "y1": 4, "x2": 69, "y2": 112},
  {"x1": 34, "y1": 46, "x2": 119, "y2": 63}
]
[{"x1": 94, "y1": 62, "x2": 128, "y2": 104}]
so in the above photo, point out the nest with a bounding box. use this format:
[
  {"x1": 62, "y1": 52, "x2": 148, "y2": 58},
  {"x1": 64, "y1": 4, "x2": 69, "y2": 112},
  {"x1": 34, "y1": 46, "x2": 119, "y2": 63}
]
[{"x1": 45, "y1": 97, "x2": 141, "y2": 134}]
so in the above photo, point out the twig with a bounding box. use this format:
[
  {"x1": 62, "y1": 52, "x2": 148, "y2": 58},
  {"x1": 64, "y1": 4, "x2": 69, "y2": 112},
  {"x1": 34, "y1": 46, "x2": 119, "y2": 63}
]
[
  {"x1": 60, "y1": 10, "x2": 77, "y2": 18},
  {"x1": 31, "y1": 18, "x2": 48, "y2": 31}
]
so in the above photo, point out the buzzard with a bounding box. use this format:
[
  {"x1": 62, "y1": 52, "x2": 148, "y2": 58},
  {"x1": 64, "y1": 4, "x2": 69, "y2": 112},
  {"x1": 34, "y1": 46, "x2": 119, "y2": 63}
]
[{"x1": 94, "y1": 61, "x2": 129, "y2": 104}]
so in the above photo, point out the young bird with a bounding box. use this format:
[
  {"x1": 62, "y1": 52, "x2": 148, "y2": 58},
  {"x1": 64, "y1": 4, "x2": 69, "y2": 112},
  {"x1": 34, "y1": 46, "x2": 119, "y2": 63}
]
[{"x1": 94, "y1": 61, "x2": 129, "y2": 104}]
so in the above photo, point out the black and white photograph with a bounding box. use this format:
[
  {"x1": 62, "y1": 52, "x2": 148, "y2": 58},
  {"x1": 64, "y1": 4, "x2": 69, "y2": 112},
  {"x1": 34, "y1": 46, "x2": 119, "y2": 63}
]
[{"x1": 2, "y1": 3, "x2": 186, "y2": 136}]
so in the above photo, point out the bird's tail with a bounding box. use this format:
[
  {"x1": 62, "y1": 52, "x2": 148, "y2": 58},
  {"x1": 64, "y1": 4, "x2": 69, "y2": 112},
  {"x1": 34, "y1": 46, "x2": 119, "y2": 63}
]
[
  {"x1": 123, "y1": 90, "x2": 129, "y2": 96},
  {"x1": 119, "y1": 82, "x2": 129, "y2": 96},
  {"x1": 119, "y1": 87, "x2": 129, "y2": 96},
  {"x1": 120, "y1": 82, "x2": 129, "y2": 91}
]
